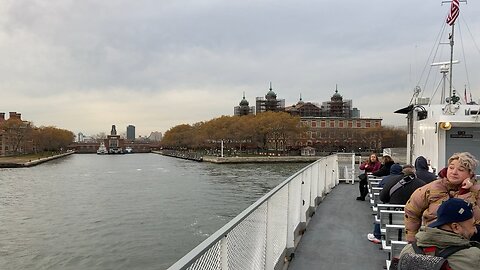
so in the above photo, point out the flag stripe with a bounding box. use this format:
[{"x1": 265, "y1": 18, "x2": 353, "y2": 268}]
[{"x1": 446, "y1": 0, "x2": 460, "y2": 25}]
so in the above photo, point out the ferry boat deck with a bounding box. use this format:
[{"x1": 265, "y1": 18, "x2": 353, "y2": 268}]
[{"x1": 288, "y1": 182, "x2": 385, "y2": 270}]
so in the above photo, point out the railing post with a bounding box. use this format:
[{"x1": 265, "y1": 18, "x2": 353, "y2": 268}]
[
  {"x1": 351, "y1": 153, "x2": 355, "y2": 184},
  {"x1": 220, "y1": 236, "x2": 229, "y2": 269},
  {"x1": 265, "y1": 200, "x2": 274, "y2": 270},
  {"x1": 286, "y1": 182, "x2": 295, "y2": 254}
]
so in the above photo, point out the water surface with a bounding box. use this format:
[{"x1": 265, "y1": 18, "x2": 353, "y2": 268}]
[{"x1": 0, "y1": 154, "x2": 309, "y2": 269}]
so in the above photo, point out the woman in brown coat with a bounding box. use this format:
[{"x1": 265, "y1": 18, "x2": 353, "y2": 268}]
[{"x1": 404, "y1": 152, "x2": 480, "y2": 242}]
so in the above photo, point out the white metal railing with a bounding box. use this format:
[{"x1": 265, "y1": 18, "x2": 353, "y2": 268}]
[{"x1": 167, "y1": 153, "x2": 356, "y2": 270}]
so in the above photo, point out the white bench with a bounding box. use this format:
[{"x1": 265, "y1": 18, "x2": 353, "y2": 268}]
[
  {"x1": 382, "y1": 224, "x2": 406, "y2": 252},
  {"x1": 379, "y1": 210, "x2": 405, "y2": 234},
  {"x1": 375, "y1": 204, "x2": 405, "y2": 222}
]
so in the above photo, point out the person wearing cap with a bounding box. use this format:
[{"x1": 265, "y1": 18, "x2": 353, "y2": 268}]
[
  {"x1": 367, "y1": 165, "x2": 425, "y2": 244},
  {"x1": 379, "y1": 164, "x2": 425, "y2": 205},
  {"x1": 404, "y1": 152, "x2": 480, "y2": 243},
  {"x1": 378, "y1": 163, "x2": 403, "y2": 187},
  {"x1": 400, "y1": 198, "x2": 480, "y2": 270}
]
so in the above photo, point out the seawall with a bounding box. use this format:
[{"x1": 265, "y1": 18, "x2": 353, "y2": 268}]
[
  {"x1": 153, "y1": 150, "x2": 319, "y2": 163},
  {"x1": 202, "y1": 156, "x2": 320, "y2": 164},
  {"x1": 0, "y1": 151, "x2": 75, "y2": 168}
]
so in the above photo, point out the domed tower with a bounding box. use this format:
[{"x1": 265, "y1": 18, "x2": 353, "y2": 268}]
[
  {"x1": 111, "y1": 125, "x2": 117, "y2": 136},
  {"x1": 238, "y1": 92, "x2": 251, "y2": 116},
  {"x1": 330, "y1": 85, "x2": 344, "y2": 117},
  {"x1": 297, "y1": 94, "x2": 305, "y2": 106},
  {"x1": 265, "y1": 82, "x2": 279, "y2": 111}
]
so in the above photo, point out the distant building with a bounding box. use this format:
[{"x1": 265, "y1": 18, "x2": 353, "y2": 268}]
[
  {"x1": 148, "y1": 131, "x2": 163, "y2": 141},
  {"x1": 283, "y1": 87, "x2": 381, "y2": 153},
  {"x1": 126, "y1": 125, "x2": 135, "y2": 141},
  {"x1": 255, "y1": 83, "x2": 285, "y2": 114},
  {"x1": 321, "y1": 86, "x2": 359, "y2": 117},
  {"x1": 77, "y1": 132, "x2": 85, "y2": 142},
  {"x1": 0, "y1": 112, "x2": 34, "y2": 156},
  {"x1": 234, "y1": 92, "x2": 255, "y2": 116},
  {"x1": 285, "y1": 86, "x2": 360, "y2": 118},
  {"x1": 105, "y1": 125, "x2": 124, "y2": 154},
  {"x1": 285, "y1": 95, "x2": 323, "y2": 117}
]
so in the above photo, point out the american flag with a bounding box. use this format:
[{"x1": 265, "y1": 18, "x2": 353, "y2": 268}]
[{"x1": 446, "y1": 0, "x2": 460, "y2": 26}]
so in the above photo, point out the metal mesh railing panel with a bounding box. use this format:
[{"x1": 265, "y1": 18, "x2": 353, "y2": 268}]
[
  {"x1": 168, "y1": 154, "x2": 355, "y2": 270},
  {"x1": 266, "y1": 187, "x2": 288, "y2": 268},
  {"x1": 226, "y1": 204, "x2": 267, "y2": 270},
  {"x1": 287, "y1": 176, "x2": 302, "y2": 239},
  {"x1": 186, "y1": 241, "x2": 222, "y2": 270},
  {"x1": 309, "y1": 165, "x2": 318, "y2": 205},
  {"x1": 301, "y1": 170, "x2": 311, "y2": 220}
]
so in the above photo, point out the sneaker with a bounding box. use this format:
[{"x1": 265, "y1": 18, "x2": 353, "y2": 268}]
[
  {"x1": 367, "y1": 233, "x2": 381, "y2": 244},
  {"x1": 356, "y1": 196, "x2": 365, "y2": 201}
]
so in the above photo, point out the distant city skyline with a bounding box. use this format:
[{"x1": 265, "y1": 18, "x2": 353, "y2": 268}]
[{"x1": 1, "y1": 1, "x2": 479, "y2": 136}]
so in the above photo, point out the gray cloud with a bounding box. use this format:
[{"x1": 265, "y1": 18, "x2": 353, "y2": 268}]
[{"x1": 1, "y1": 0, "x2": 479, "y2": 136}]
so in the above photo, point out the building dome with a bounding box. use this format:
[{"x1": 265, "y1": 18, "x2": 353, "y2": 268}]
[
  {"x1": 331, "y1": 86, "x2": 342, "y2": 101},
  {"x1": 265, "y1": 82, "x2": 277, "y2": 99},
  {"x1": 239, "y1": 93, "x2": 249, "y2": 106}
]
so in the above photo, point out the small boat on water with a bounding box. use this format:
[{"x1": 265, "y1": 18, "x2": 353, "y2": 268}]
[
  {"x1": 96, "y1": 142, "x2": 108, "y2": 155},
  {"x1": 124, "y1": 146, "x2": 133, "y2": 153}
]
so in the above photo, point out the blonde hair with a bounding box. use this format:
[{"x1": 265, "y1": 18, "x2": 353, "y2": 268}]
[{"x1": 448, "y1": 152, "x2": 478, "y2": 174}]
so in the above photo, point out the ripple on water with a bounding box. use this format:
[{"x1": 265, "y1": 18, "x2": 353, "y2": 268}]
[{"x1": 0, "y1": 154, "x2": 309, "y2": 269}]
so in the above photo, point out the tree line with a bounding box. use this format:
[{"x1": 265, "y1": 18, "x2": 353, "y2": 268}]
[
  {"x1": 160, "y1": 112, "x2": 407, "y2": 155},
  {"x1": 0, "y1": 117, "x2": 75, "y2": 155}
]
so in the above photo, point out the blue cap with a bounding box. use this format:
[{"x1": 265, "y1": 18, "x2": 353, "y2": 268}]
[{"x1": 429, "y1": 198, "x2": 474, "y2": 228}]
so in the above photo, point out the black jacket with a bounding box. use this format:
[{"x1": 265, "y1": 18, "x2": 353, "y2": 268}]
[
  {"x1": 372, "y1": 160, "x2": 395, "y2": 177},
  {"x1": 414, "y1": 156, "x2": 438, "y2": 184},
  {"x1": 379, "y1": 174, "x2": 425, "y2": 204}
]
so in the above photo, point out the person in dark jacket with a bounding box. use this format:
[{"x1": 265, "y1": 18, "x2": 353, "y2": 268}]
[
  {"x1": 379, "y1": 165, "x2": 426, "y2": 205},
  {"x1": 368, "y1": 165, "x2": 426, "y2": 244},
  {"x1": 379, "y1": 163, "x2": 403, "y2": 187},
  {"x1": 414, "y1": 156, "x2": 437, "y2": 184},
  {"x1": 372, "y1": 155, "x2": 395, "y2": 177}
]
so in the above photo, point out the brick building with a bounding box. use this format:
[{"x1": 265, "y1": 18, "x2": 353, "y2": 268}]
[{"x1": 0, "y1": 112, "x2": 35, "y2": 156}]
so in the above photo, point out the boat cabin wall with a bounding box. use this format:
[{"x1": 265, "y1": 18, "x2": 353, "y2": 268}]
[
  {"x1": 412, "y1": 116, "x2": 441, "y2": 174},
  {"x1": 445, "y1": 127, "x2": 480, "y2": 175},
  {"x1": 412, "y1": 105, "x2": 480, "y2": 175}
]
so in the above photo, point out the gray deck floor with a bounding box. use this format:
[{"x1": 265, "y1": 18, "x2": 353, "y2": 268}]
[{"x1": 288, "y1": 182, "x2": 386, "y2": 270}]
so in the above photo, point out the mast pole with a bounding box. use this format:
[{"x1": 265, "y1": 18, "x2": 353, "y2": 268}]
[{"x1": 449, "y1": 23, "x2": 454, "y2": 102}]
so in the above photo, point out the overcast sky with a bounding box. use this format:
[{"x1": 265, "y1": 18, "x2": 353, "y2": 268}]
[{"x1": 1, "y1": 0, "x2": 480, "y2": 137}]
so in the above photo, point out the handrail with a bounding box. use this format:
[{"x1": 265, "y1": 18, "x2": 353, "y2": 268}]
[{"x1": 167, "y1": 153, "x2": 356, "y2": 270}]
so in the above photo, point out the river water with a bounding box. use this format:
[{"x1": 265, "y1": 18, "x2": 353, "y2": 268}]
[{"x1": 0, "y1": 154, "x2": 309, "y2": 270}]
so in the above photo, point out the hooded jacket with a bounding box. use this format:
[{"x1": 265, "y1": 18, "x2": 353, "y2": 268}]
[
  {"x1": 378, "y1": 163, "x2": 403, "y2": 187},
  {"x1": 404, "y1": 178, "x2": 480, "y2": 242},
  {"x1": 379, "y1": 173, "x2": 425, "y2": 204},
  {"x1": 414, "y1": 156, "x2": 438, "y2": 184},
  {"x1": 372, "y1": 160, "x2": 395, "y2": 177},
  {"x1": 400, "y1": 227, "x2": 480, "y2": 270}
]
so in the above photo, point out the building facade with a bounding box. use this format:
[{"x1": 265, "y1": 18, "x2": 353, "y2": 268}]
[
  {"x1": 148, "y1": 131, "x2": 163, "y2": 141},
  {"x1": 126, "y1": 125, "x2": 135, "y2": 141},
  {"x1": 105, "y1": 125, "x2": 125, "y2": 154},
  {"x1": 0, "y1": 112, "x2": 35, "y2": 156},
  {"x1": 255, "y1": 83, "x2": 285, "y2": 114},
  {"x1": 234, "y1": 93, "x2": 255, "y2": 116}
]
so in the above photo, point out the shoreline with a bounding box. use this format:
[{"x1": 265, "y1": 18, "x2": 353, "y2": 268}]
[
  {"x1": 0, "y1": 151, "x2": 75, "y2": 168},
  {"x1": 202, "y1": 155, "x2": 320, "y2": 164},
  {"x1": 152, "y1": 150, "x2": 320, "y2": 163}
]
